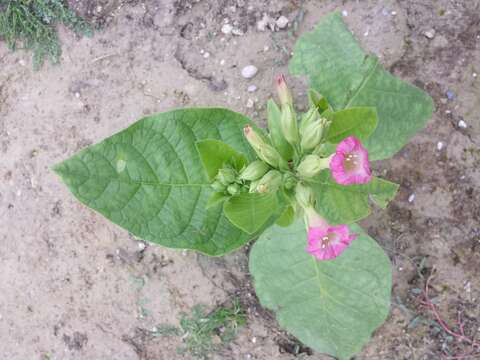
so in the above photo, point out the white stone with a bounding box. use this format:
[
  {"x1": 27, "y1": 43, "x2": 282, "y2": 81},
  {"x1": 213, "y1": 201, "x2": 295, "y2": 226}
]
[
  {"x1": 246, "y1": 98, "x2": 254, "y2": 108},
  {"x1": 408, "y1": 194, "x2": 415, "y2": 203},
  {"x1": 241, "y1": 65, "x2": 258, "y2": 79},
  {"x1": 276, "y1": 16, "x2": 289, "y2": 29},
  {"x1": 221, "y1": 24, "x2": 233, "y2": 34},
  {"x1": 436, "y1": 141, "x2": 445, "y2": 151},
  {"x1": 341, "y1": 10, "x2": 348, "y2": 17},
  {"x1": 247, "y1": 85, "x2": 257, "y2": 92},
  {"x1": 220, "y1": 59, "x2": 225, "y2": 66},
  {"x1": 458, "y1": 120, "x2": 467, "y2": 128},
  {"x1": 424, "y1": 29, "x2": 436, "y2": 39},
  {"x1": 232, "y1": 28, "x2": 244, "y2": 36}
]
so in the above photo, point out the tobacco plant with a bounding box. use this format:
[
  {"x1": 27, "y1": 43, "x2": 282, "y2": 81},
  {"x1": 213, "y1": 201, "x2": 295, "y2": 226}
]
[{"x1": 55, "y1": 13, "x2": 433, "y2": 360}]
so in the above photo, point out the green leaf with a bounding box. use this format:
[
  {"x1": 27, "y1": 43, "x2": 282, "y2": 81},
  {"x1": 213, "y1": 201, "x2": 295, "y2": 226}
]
[
  {"x1": 308, "y1": 89, "x2": 330, "y2": 114},
  {"x1": 196, "y1": 139, "x2": 247, "y2": 180},
  {"x1": 325, "y1": 107, "x2": 378, "y2": 143},
  {"x1": 267, "y1": 99, "x2": 294, "y2": 160},
  {"x1": 54, "y1": 108, "x2": 258, "y2": 256},
  {"x1": 276, "y1": 205, "x2": 295, "y2": 227},
  {"x1": 223, "y1": 192, "x2": 279, "y2": 234},
  {"x1": 206, "y1": 192, "x2": 228, "y2": 209},
  {"x1": 249, "y1": 220, "x2": 392, "y2": 360},
  {"x1": 308, "y1": 172, "x2": 399, "y2": 224},
  {"x1": 289, "y1": 12, "x2": 434, "y2": 160}
]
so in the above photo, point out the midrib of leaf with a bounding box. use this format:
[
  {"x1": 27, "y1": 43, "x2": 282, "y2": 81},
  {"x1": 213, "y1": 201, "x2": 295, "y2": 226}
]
[{"x1": 343, "y1": 57, "x2": 379, "y2": 110}]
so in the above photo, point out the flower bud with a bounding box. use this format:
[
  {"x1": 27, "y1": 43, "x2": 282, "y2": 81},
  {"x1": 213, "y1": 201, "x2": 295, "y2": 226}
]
[
  {"x1": 280, "y1": 105, "x2": 299, "y2": 145},
  {"x1": 300, "y1": 117, "x2": 331, "y2": 151},
  {"x1": 275, "y1": 74, "x2": 293, "y2": 106},
  {"x1": 217, "y1": 168, "x2": 236, "y2": 185},
  {"x1": 227, "y1": 183, "x2": 240, "y2": 196},
  {"x1": 249, "y1": 179, "x2": 260, "y2": 193},
  {"x1": 257, "y1": 170, "x2": 282, "y2": 193},
  {"x1": 283, "y1": 172, "x2": 296, "y2": 190},
  {"x1": 299, "y1": 107, "x2": 319, "y2": 137},
  {"x1": 244, "y1": 126, "x2": 285, "y2": 168},
  {"x1": 211, "y1": 180, "x2": 226, "y2": 192},
  {"x1": 297, "y1": 154, "x2": 330, "y2": 179},
  {"x1": 295, "y1": 183, "x2": 315, "y2": 209},
  {"x1": 239, "y1": 160, "x2": 269, "y2": 181}
]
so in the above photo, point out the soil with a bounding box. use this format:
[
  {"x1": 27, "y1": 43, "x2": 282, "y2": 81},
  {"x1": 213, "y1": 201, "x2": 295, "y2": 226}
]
[{"x1": 1, "y1": 0, "x2": 479, "y2": 359}]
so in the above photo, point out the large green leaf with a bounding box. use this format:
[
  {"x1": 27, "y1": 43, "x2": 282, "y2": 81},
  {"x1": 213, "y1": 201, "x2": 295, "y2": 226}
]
[
  {"x1": 325, "y1": 107, "x2": 378, "y2": 143},
  {"x1": 223, "y1": 192, "x2": 279, "y2": 234},
  {"x1": 308, "y1": 172, "x2": 399, "y2": 225},
  {"x1": 249, "y1": 220, "x2": 392, "y2": 360},
  {"x1": 289, "y1": 12, "x2": 433, "y2": 160},
  {"x1": 54, "y1": 108, "x2": 258, "y2": 256}
]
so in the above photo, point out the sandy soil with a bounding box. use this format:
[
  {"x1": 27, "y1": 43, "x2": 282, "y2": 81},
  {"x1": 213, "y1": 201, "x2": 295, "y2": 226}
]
[{"x1": 0, "y1": 0, "x2": 479, "y2": 359}]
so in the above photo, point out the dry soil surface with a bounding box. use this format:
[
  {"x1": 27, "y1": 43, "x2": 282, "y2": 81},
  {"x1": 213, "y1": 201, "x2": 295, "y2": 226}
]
[{"x1": 0, "y1": 0, "x2": 479, "y2": 359}]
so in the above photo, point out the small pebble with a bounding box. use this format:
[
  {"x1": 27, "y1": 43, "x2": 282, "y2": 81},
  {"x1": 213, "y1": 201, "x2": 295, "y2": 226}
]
[
  {"x1": 276, "y1": 16, "x2": 289, "y2": 29},
  {"x1": 241, "y1": 65, "x2": 258, "y2": 79},
  {"x1": 473, "y1": 73, "x2": 477, "y2": 78},
  {"x1": 437, "y1": 141, "x2": 445, "y2": 151},
  {"x1": 75, "y1": 92, "x2": 80, "y2": 98},
  {"x1": 232, "y1": 28, "x2": 244, "y2": 36},
  {"x1": 257, "y1": 13, "x2": 274, "y2": 31},
  {"x1": 220, "y1": 59, "x2": 225, "y2": 66},
  {"x1": 138, "y1": 242, "x2": 146, "y2": 251},
  {"x1": 247, "y1": 85, "x2": 257, "y2": 92},
  {"x1": 341, "y1": 10, "x2": 348, "y2": 17},
  {"x1": 221, "y1": 23, "x2": 233, "y2": 34},
  {"x1": 203, "y1": 52, "x2": 210, "y2": 58},
  {"x1": 458, "y1": 120, "x2": 467, "y2": 128},
  {"x1": 408, "y1": 194, "x2": 415, "y2": 203},
  {"x1": 391, "y1": 11, "x2": 397, "y2": 15},
  {"x1": 246, "y1": 98, "x2": 254, "y2": 108},
  {"x1": 446, "y1": 90, "x2": 455, "y2": 100},
  {"x1": 251, "y1": 337, "x2": 257, "y2": 344},
  {"x1": 424, "y1": 29, "x2": 436, "y2": 39}
]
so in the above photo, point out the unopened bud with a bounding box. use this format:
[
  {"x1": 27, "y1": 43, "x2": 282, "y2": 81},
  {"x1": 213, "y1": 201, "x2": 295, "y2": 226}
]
[
  {"x1": 300, "y1": 117, "x2": 330, "y2": 151},
  {"x1": 257, "y1": 170, "x2": 282, "y2": 193},
  {"x1": 244, "y1": 126, "x2": 285, "y2": 168},
  {"x1": 283, "y1": 172, "x2": 297, "y2": 190},
  {"x1": 297, "y1": 154, "x2": 330, "y2": 179},
  {"x1": 211, "y1": 180, "x2": 226, "y2": 192},
  {"x1": 239, "y1": 160, "x2": 269, "y2": 181},
  {"x1": 217, "y1": 168, "x2": 236, "y2": 185},
  {"x1": 295, "y1": 183, "x2": 315, "y2": 209},
  {"x1": 249, "y1": 179, "x2": 260, "y2": 193},
  {"x1": 299, "y1": 107, "x2": 319, "y2": 137},
  {"x1": 280, "y1": 105, "x2": 299, "y2": 145},
  {"x1": 275, "y1": 74, "x2": 293, "y2": 106},
  {"x1": 227, "y1": 183, "x2": 240, "y2": 196}
]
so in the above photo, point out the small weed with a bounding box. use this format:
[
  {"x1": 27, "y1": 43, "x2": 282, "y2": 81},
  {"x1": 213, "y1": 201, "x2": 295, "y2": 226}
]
[
  {"x1": 151, "y1": 299, "x2": 246, "y2": 359},
  {"x1": 0, "y1": 0, "x2": 92, "y2": 69}
]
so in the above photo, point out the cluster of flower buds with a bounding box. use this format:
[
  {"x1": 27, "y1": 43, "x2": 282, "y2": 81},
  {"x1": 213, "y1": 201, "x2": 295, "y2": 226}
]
[
  {"x1": 213, "y1": 75, "x2": 374, "y2": 260},
  {"x1": 211, "y1": 167, "x2": 242, "y2": 196}
]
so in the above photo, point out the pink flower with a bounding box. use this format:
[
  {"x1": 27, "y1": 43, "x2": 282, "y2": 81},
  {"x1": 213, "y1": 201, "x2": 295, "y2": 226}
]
[
  {"x1": 307, "y1": 224, "x2": 357, "y2": 261},
  {"x1": 304, "y1": 206, "x2": 356, "y2": 261},
  {"x1": 330, "y1": 136, "x2": 372, "y2": 185}
]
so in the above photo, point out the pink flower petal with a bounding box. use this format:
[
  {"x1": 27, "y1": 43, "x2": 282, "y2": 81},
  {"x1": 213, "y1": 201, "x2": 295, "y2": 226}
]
[
  {"x1": 329, "y1": 136, "x2": 372, "y2": 185},
  {"x1": 306, "y1": 219, "x2": 357, "y2": 261}
]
